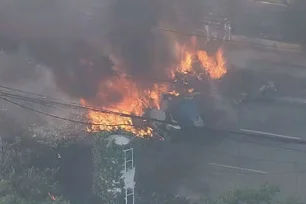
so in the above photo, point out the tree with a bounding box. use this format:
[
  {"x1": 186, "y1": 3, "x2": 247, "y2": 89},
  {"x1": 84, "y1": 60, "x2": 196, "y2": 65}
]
[
  {"x1": 0, "y1": 137, "x2": 70, "y2": 204},
  {"x1": 91, "y1": 132, "x2": 128, "y2": 204},
  {"x1": 199, "y1": 184, "x2": 303, "y2": 204}
]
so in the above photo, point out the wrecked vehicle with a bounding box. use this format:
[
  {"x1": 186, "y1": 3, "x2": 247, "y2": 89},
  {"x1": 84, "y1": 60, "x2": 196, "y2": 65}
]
[
  {"x1": 235, "y1": 81, "x2": 278, "y2": 105},
  {"x1": 160, "y1": 93, "x2": 204, "y2": 128},
  {"x1": 142, "y1": 92, "x2": 204, "y2": 140}
]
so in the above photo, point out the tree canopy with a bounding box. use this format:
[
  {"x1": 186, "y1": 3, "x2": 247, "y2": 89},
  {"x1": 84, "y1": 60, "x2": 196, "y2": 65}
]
[
  {"x1": 200, "y1": 184, "x2": 302, "y2": 204},
  {"x1": 0, "y1": 134, "x2": 304, "y2": 204},
  {"x1": 0, "y1": 137, "x2": 70, "y2": 204}
]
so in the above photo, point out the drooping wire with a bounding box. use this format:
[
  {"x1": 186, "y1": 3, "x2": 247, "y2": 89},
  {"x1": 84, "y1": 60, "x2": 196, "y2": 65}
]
[
  {"x1": 0, "y1": 96, "x2": 134, "y2": 127},
  {"x1": 1, "y1": 86, "x2": 306, "y2": 146}
]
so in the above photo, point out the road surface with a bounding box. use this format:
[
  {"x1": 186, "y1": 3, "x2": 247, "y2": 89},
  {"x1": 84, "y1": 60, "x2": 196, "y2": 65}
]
[{"x1": 135, "y1": 46, "x2": 306, "y2": 202}]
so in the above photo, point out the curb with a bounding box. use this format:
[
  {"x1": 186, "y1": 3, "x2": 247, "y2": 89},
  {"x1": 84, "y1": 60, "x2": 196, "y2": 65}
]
[{"x1": 232, "y1": 35, "x2": 302, "y2": 51}]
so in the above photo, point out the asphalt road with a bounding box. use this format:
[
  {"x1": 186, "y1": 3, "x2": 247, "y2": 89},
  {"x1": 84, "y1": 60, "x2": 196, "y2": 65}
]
[
  {"x1": 136, "y1": 98, "x2": 306, "y2": 202},
  {"x1": 135, "y1": 55, "x2": 306, "y2": 202}
]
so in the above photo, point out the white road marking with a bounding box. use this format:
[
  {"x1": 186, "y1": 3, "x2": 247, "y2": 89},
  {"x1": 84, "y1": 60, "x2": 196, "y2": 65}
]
[
  {"x1": 208, "y1": 163, "x2": 268, "y2": 174},
  {"x1": 254, "y1": 0, "x2": 287, "y2": 7},
  {"x1": 240, "y1": 128, "x2": 303, "y2": 141}
]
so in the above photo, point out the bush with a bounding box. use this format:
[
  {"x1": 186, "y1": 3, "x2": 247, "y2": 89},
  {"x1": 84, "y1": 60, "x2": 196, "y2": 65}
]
[{"x1": 0, "y1": 137, "x2": 70, "y2": 204}]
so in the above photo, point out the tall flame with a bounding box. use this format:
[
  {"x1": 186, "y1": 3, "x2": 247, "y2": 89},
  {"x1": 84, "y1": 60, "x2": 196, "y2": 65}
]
[
  {"x1": 197, "y1": 49, "x2": 227, "y2": 79},
  {"x1": 81, "y1": 76, "x2": 172, "y2": 136},
  {"x1": 174, "y1": 41, "x2": 227, "y2": 80},
  {"x1": 82, "y1": 37, "x2": 227, "y2": 137}
]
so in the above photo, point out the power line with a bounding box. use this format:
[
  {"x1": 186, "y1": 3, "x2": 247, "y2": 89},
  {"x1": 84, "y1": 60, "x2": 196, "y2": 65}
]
[
  {"x1": 154, "y1": 27, "x2": 301, "y2": 51},
  {"x1": 0, "y1": 96, "x2": 135, "y2": 127},
  {"x1": 0, "y1": 89, "x2": 180, "y2": 126},
  {"x1": 0, "y1": 84, "x2": 85, "y2": 105},
  {"x1": 0, "y1": 88, "x2": 302, "y2": 138},
  {"x1": 4, "y1": 90, "x2": 306, "y2": 155},
  {"x1": 118, "y1": 24, "x2": 301, "y2": 51},
  {"x1": 2, "y1": 86, "x2": 306, "y2": 148}
]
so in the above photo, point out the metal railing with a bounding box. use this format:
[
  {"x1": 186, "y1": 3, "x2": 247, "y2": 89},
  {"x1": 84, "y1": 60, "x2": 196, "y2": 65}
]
[{"x1": 123, "y1": 148, "x2": 134, "y2": 204}]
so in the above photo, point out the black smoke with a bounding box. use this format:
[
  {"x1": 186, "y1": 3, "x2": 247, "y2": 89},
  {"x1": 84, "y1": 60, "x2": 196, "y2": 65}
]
[
  {"x1": 0, "y1": 0, "x2": 203, "y2": 102},
  {"x1": 106, "y1": 0, "x2": 174, "y2": 79},
  {"x1": 27, "y1": 39, "x2": 114, "y2": 99}
]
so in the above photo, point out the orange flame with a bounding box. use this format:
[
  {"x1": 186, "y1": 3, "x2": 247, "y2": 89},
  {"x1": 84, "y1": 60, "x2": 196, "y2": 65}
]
[
  {"x1": 197, "y1": 49, "x2": 227, "y2": 79},
  {"x1": 81, "y1": 76, "x2": 173, "y2": 136},
  {"x1": 174, "y1": 40, "x2": 227, "y2": 80},
  {"x1": 82, "y1": 37, "x2": 227, "y2": 137},
  {"x1": 179, "y1": 50, "x2": 193, "y2": 74}
]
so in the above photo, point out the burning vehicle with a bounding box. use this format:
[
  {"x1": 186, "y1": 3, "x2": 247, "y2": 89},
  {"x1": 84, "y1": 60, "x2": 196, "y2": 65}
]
[
  {"x1": 159, "y1": 93, "x2": 204, "y2": 129},
  {"x1": 0, "y1": 25, "x2": 226, "y2": 140},
  {"x1": 0, "y1": 35, "x2": 226, "y2": 140},
  {"x1": 0, "y1": 0, "x2": 230, "y2": 141},
  {"x1": 80, "y1": 39, "x2": 227, "y2": 139},
  {"x1": 139, "y1": 86, "x2": 205, "y2": 140}
]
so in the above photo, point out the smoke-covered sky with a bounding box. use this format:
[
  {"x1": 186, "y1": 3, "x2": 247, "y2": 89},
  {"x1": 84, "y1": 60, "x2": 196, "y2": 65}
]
[{"x1": 0, "y1": 0, "x2": 204, "y2": 102}]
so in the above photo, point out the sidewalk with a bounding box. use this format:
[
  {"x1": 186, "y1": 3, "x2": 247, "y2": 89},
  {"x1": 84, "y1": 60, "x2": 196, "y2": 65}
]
[
  {"x1": 231, "y1": 35, "x2": 301, "y2": 52},
  {"x1": 223, "y1": 37, "x2": 306, "y2": 73}
]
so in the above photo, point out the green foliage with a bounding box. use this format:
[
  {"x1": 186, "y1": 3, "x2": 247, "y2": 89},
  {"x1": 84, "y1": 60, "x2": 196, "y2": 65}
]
[
  {"x1": 218, "y1": 184, "x2": 278, "y2": 204},
  {"x1": 0, "y1": 184, "x2": 69, "y2": 204},
  {"x1": 10, "y1": 167, "x2": 58, "y2": 200},
  {"x1": 281, "y1": 197, "x2": 304, "y2": 204},
  {"x1": 91, "y1": 132, "x2": 127, "y2": 204},
  {"x1": 0, "y1": 138, "x2": 70, "y2": 204},
  {"x1": 200, "y1": 184, "x2": 304, "y2": 204},
  {"x1": 0, "y1": 172, "x2": 69, "y2": 204},
  {"x1": 136, "y1": 191, "x2": 190, "y2": 204}
]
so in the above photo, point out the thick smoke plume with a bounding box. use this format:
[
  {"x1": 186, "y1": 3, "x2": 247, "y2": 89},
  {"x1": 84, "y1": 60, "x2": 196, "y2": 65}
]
[
  {"x1": 106, "y1": 0, "x2": 173, "y2": 79},
  {"x1": 0, "y1": 0, "x2": 203, "y2": 103}
]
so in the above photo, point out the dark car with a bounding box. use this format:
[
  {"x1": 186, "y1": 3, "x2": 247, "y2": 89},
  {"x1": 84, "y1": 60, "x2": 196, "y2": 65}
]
[{"x1": 161, "y1": 94, "x2": 204, "y2": 129}]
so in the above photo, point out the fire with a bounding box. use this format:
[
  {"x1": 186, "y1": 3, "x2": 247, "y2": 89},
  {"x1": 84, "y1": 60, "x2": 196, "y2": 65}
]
[
  {"x1": 82, "y1": 37, "x2": 227, "y2": 137},
  {"x1": 179, "y1": 50, "x2": 193, "y2": 74},
  {"x1": 197, "y1": 49, "x2": 227, "y2": 79},
  {"x1": 81, "y1": 76, "x2": 172, "y2": 136},
  {"x1": 174, "y1": 41, "x2": 227, "y2": 80}
]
